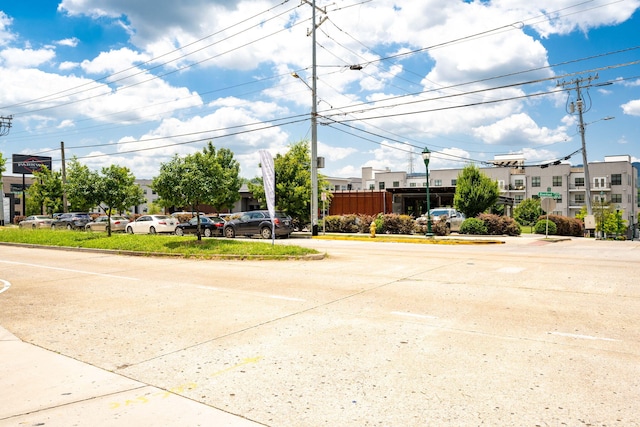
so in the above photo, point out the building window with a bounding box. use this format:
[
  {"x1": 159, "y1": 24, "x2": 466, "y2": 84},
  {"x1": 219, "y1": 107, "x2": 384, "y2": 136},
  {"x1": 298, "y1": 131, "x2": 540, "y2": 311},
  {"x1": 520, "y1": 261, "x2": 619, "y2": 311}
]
[
  {"x1": 574, "y1": 177, "x2": 584, "y2": 187},
  {"x1": 593, "y1": 177, "x2": 606, "y2": 188},
  {"x1": 410, "y1": 182, "x2": 416, "y2": 187},
  {"x1": 552, "y1": 176, "x2": 562, "y2": 186},
  {"x1": 515, "y1": 195, "x2": 524, "y2": 203},
  {"x1": 575, "y1": 194, "x2": 585, "y2": 204},
  {"x1": 434, "y1": 179, "x2": 442, "y2": 187},
  {"x1": 611, "y1": 174, "x2": 622, "y2": 185},
  {"x1": 531, "y1": 176, "x2": 541, "y2": 187},
  {"x1": 369, "y1": 184, "x2": 375, "y2": 190},
  {"x1": 379, "y1": 182, "x2": 385, "y2": 190},
  {"x1": 514, "y1": 179, "x2": 524, "y2": 190},
  {"x1": 611, "y1": 194, "x2": 622, "y2": 203},
  {"x1": 451, "y1": 179, "x2": 457, "y2": 186},
  {"x1": 393, "y1": 181, "x2": 400, "y2": 188}
]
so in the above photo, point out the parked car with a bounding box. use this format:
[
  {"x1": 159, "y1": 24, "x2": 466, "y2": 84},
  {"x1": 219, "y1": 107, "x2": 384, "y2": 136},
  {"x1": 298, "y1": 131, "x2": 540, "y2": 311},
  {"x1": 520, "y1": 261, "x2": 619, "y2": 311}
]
[
  {"x1": 85, "y1": 215, "x2": 130, "y2": 233},
  {"x1": 418, "y1": 208, "x2": 466, "y2": 232},
  {"x1": 125, "y1": 215, "x2": 178, "y2": 234},
  {"x1": 18, "y1": 215, "x2": 53, "y2": 229},
  {"x1": 175, "y1": 215, "x2": 225, "y2": 237},
  {"x1": 223, "y1": 210, "x2": 293, "y2": 239},
  {"x1": 51, "y1": 212, "x2": 92, "y2": 230}
]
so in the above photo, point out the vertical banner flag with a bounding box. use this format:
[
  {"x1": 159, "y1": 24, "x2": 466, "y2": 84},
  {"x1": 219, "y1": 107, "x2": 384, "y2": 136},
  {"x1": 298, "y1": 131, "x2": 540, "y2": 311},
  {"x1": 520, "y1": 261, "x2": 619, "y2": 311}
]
[{"x1": 259, "y1": 150, "x2": 276, "y2": 242}]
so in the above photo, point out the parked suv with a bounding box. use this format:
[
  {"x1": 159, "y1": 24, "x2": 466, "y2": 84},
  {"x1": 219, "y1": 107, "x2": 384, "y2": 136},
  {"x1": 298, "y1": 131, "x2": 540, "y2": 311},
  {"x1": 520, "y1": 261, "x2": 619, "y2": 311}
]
[
  {"x1": 417, "y1": 208, "x2": 466, "y2": 232},
  {"x1": 51, "y1": 212, "x2": 92, "y2": 230},
  {"x1": 223, "y1": 210, "x2": 293, "y2": 239}
]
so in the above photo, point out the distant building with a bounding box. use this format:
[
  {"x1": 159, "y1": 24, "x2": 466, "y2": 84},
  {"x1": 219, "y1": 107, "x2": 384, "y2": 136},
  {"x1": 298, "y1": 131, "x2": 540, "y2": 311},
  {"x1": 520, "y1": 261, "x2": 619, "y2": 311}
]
[{"x1": 326, "y1": 155, "x2": 638, "y2": 229}]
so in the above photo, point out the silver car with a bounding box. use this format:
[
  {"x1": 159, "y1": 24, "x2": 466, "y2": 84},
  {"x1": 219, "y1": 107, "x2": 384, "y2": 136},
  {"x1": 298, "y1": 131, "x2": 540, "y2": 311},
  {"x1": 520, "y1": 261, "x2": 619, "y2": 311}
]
[
  {"x1": 18, "y1": 215, "x2": 53, "y2": 229},
  {"x1": 125, "y1": 215, "x2": 178, "y2": 234},
  {"x1": 427, "y1": 208, "x2": 466, "y2": 232},
  {"x1": 85, "y1": 215, "x2": 130, "y2": 232}
]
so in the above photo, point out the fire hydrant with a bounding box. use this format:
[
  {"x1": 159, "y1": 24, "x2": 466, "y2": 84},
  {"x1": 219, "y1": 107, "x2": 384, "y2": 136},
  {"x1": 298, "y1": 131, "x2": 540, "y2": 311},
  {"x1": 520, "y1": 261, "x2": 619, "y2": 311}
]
[{"x1": 370, "y1": 221, "x2": 376, "y2": 238}]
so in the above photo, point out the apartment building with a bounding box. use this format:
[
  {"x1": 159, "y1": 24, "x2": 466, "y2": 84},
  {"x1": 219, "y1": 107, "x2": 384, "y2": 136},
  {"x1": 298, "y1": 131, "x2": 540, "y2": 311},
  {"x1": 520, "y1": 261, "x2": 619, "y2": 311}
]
[{"x1": 327, "y1": 155, "x2": 638, "y2": 227}]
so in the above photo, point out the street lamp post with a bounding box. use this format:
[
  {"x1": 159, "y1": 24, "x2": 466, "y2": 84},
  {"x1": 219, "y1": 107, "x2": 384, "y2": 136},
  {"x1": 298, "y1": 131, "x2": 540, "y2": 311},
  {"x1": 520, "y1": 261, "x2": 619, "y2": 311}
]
[{"x1": 422, "y1": 147, "x2": 433, "y2": 237}]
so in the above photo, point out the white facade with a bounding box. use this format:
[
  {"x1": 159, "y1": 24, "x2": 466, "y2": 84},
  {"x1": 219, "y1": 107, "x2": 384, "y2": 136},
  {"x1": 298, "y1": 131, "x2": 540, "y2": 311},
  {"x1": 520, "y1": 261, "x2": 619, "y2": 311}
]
[{"x1": 327, "y1": 155, "x2": 638, "y2": 225}]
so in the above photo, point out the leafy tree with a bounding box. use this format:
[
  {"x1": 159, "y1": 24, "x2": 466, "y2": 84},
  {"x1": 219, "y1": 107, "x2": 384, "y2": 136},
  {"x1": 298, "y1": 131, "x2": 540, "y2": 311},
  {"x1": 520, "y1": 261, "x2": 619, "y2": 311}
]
[
  {"x1": 0, "y1": 152, "x2": 5, "y2": 175},
  {"x1": 201, "y1": 143, "x2": 242, "y2": 211},
  {"x1": 453, "y1": 165, "x2": 499, "y2": 218},
  {"x1": 65, "y1": 157, "x2": 99, "y2": 212},
  {"x1": 514, "y1": 198, "x2": 543, "y2": 232},
  {"x1": 94, "y1": 165, "x2": 145, "y2": 236},
  {"x1": 248, "y1": 140, "x2": 330, "y2": 227},
  {"x1": 26, "y1": 166, "x2": 64, "y2": 216},
  {"x1": 153, "y1": 144, "x2": 239, "y2": 240}
]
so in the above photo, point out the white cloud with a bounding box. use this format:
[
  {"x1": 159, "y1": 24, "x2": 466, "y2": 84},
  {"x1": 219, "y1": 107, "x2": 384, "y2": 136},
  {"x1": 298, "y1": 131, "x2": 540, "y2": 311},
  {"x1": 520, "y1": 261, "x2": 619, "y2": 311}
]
[
  {"x1": 473, "y1": 113, "x2": 569, "y2": 146},
  {"x1": 621, "y1": 99, "x2": 640, "y2": 116},
  {"x1": 0, "y1": 47, "x2": 55, "y2": 68},
  {"x1": 56, "y1": 37, "x2": 79, "y2": 47},
  {"x1": 0, "y1": 11, "x2": 14, "y2": 46}
]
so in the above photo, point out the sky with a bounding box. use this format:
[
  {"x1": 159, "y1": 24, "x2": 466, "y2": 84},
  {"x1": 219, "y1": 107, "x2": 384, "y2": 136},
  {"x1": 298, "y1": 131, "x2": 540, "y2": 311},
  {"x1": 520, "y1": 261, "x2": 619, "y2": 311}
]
[{"x1": 0, "y1": 0, "x2": 639, "y2": 181}]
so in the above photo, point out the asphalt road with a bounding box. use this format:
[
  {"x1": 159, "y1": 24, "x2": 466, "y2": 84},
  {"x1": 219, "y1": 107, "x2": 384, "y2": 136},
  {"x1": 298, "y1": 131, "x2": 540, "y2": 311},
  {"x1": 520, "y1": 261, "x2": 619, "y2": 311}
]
[{"x1": 1, "y1": 235, "x2": 639, "y2": 426}]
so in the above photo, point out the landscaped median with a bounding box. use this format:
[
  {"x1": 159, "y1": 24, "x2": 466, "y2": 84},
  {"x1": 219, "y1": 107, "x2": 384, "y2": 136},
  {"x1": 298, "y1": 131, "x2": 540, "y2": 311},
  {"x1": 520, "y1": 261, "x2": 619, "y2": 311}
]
[
  {"x1": 312, "y1": 233, "x2": 505, "y2": 244},
  {"x1": 0, "y1": 228, "x2": 323, "y2": 260}
]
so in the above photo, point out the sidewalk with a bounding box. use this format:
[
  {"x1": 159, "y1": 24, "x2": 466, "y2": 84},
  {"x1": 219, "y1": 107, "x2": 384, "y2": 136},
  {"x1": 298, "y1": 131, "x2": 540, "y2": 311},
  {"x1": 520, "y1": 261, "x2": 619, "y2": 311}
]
[{"x1": 0, "y1": 327, "x2": 264, "y2": 427}]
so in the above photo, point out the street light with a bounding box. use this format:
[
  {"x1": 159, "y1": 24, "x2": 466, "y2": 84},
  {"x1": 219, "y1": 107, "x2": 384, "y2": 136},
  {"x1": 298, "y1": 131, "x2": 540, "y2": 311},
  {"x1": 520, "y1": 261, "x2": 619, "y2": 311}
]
[
  {"x1": 291, "y1": 71, "x2": 319, "y2": 235},
  {"x1": 422, "y1": 147, "x2": 433, "y2": 237}
]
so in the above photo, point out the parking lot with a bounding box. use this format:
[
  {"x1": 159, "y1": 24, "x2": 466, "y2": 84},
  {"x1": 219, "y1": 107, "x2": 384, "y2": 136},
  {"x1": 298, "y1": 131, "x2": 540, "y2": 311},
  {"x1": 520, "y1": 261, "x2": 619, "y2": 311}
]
[{"x1": 1, "y1": 235, "x2": 639, "y2": 426}]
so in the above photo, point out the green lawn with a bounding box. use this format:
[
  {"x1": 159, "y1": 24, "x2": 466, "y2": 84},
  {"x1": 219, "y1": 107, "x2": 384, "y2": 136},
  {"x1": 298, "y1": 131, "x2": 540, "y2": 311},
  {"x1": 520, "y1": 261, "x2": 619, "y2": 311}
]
[{"x1": 0, "y1": 228, "x2": 320, "y2": 259}]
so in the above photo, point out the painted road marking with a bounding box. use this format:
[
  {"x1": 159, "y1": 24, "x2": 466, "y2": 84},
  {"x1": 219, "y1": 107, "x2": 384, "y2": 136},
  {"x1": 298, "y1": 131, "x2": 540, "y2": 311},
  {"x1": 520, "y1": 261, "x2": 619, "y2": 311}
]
[
  {"x1": 211, "y1": 356, "x2": 263, "y2": 377},
  {"x1": 196, "y1": 285, "x2": 305, "y2": 302},
  {"x1": 548, "y1": 331, "x2": 620, "y2": 342},
  {"x1": 0, "y1": 279, "x2": 10, "y2": 294},
  {"x1": 391, "y1": 311, "x2": 439, "y2": 320},
  {"x1": 0, "y1": 260, "x2": 140, "y2": 281}
]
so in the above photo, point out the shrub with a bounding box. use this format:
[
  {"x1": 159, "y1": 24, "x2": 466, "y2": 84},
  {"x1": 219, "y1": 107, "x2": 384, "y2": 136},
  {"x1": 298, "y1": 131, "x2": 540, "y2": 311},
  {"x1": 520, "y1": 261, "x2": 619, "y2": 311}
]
[
  {"x1": 323, "y1": 215, "x2": 342, "y2": 232},
  {"x1": 475, "y1": 213, "x2": 521, "y2": 236},
  {"x1": 537, "y1": 215, "x2": 583, "y2": 237},
  {"x1": 460, "y1": 218, "x2": 488, "y2": 235},
  {"x1": 414, "y1": 218, "x2": 449, "y2": 236},
  {"x1": 534, "y1": 219, "x2": 557, "y2": 235}
]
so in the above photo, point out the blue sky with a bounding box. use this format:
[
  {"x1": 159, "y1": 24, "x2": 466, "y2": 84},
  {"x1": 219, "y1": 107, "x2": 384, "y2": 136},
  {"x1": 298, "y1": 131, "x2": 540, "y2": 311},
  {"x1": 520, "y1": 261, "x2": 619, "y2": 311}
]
[{"x1": 0, "y1": 0, "x2": 639, "y2": 180}]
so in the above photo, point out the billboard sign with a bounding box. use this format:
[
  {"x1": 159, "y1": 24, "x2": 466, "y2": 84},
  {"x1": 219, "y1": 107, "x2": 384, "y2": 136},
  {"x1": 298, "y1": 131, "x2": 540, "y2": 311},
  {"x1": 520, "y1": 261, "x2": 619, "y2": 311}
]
[{"x1": 12, "y1": 154, "x2": 52, "y2": 175}]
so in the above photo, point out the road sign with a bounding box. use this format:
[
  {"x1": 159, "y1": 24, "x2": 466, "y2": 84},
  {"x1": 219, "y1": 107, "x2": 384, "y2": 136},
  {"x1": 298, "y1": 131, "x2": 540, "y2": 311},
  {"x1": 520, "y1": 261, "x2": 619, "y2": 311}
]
[
  {"x1": 540, "y1": 197, "x2": 557, "y2": 213},
  {"x1": 538, "y1": 191, "x2": 561, "y2": 199}
]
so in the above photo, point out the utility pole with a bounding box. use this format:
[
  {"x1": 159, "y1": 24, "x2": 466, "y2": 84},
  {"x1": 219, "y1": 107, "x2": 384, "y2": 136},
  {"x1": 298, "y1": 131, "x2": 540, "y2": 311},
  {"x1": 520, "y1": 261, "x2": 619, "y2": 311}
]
[
  {"x1": 0, "y1": 115, "x2": 12, "y2": 226},
  {"x1": 302, "y1": 0, "x2": 327, "y2": 236},
  {"x1": 61, "y1": 141, "x2": 68, "y2": 213},
  {"x1": 557, "y1": 75, "x2": 598, "y2": 216}
]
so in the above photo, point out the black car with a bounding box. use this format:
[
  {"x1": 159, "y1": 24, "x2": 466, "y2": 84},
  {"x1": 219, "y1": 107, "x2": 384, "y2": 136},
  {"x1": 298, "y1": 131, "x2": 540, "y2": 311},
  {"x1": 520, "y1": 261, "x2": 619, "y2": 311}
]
[
  {"x1": 223, "y1": 210, "x2": 293, "y2": 239},
  {"x1": 51, "y1": 212, "x2": 92, "y2": 230},
  {"x1": 175, "y1": 216, "x2": 225, "y2": 237}
]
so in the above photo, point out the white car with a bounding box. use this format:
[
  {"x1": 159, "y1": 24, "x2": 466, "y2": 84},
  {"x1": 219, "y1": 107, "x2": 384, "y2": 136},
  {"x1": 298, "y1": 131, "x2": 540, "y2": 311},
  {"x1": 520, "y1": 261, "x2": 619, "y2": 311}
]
[{"x1": 125, "y1": 215, "x2": 178, "y2": 234}]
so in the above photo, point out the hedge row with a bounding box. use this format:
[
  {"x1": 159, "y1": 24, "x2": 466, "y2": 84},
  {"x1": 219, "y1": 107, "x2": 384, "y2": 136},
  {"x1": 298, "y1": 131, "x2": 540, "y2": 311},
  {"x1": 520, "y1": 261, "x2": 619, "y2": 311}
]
[{"x1": 536, "y1": 214, "x2": 584, "y2": 236}]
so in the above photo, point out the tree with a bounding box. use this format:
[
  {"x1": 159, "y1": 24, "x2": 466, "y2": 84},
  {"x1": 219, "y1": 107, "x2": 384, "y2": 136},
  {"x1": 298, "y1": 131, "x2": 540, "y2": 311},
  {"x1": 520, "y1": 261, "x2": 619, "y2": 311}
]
[
  {"x1": 514, "y1": 198, "x2": 543, "y2": 232},
  {"x1": 94, "y1": 165, "x2": 145, "y2": 236},
  {"x1": 202, "y1": 143, "x2": 242, "y2": 211},
  {"x1": 453, "y1": 165, "x2": 499, "y2": 218},
  {"x1": 26, "y1": 166, "x2": 64, "y2": 216},
  {"x1": 248, "y1": 140, "x2": 330, "y2": 228},
  {"x1": 153, "y1": 144, "x2": 239, "y2": 240},
  {"x1": 65, "y1": 157, "x2": 99, "y2": 212}
]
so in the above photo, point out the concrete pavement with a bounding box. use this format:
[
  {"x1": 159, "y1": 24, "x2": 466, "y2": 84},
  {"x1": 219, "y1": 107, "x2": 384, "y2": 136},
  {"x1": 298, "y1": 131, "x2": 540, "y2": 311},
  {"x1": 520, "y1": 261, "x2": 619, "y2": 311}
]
[{"x1": 0, "y1": 326, "x2": 265, "y2": 426}]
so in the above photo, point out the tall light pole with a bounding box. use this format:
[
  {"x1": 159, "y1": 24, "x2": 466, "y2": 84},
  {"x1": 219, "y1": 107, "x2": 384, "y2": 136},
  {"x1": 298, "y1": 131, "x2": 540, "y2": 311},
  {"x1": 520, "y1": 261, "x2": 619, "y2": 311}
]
[
  {"x1": 310, "y1": 0, "x2": 319, "y2": 236},
  {"x1": 422, "y1": 147, "x2": 433, "y2": 237}
]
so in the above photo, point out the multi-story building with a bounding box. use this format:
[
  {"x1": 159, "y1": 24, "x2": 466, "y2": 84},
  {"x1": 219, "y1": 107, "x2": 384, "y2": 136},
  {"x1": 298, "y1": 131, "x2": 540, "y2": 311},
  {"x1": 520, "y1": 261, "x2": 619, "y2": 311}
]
[{"x1": 327, "y1": 155, "x2": 638, "y2": 230}]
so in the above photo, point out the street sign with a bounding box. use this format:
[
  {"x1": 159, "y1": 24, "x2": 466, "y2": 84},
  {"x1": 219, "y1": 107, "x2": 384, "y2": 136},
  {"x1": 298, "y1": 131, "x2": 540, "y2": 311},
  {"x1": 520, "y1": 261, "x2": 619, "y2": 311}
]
[
  {"x1": 538, "y1": 191, "x2": 561, "y2": 199},
  {"x1": 540, "y1": 197, "x2": 557, "y2": 213}
]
